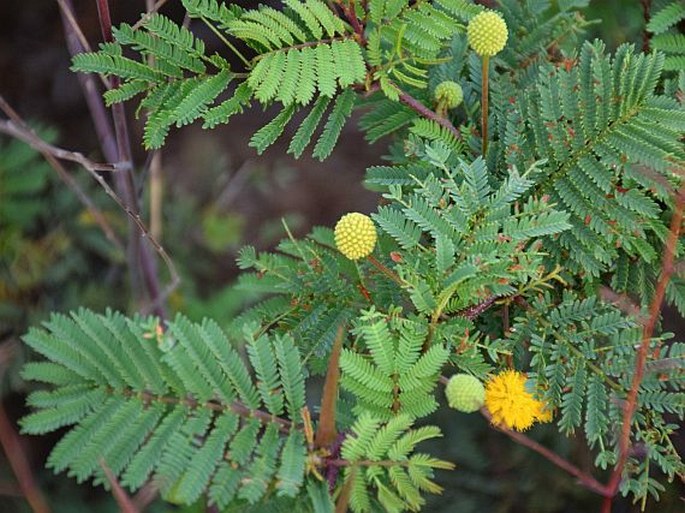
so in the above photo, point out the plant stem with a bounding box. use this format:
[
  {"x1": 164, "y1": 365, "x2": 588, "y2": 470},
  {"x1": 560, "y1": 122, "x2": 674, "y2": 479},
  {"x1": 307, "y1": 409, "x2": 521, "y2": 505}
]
[
  {"x1": 640, "y1": 0, "x2": 652, "y2": 52},
  {"x1": 0, "y1": 404, "x2": 52, "y2": 513},
  {"x1": 201, "y1": 16, "x2": 251, "y2": 68},
  {"x1": 132, "y1": 389, "x2": 294, "y2": 433},
  {"x1": 315, "y1": 325, "x2": 345, "y2": 448},
  {"x1": 398, "y1": 90, "x2": 462, "y2": 141},
  {"x1": 481, "y1": 55, "x2": 489, "y2": 155},
  {"x1": 366, "y1": 255, "x2": 407, "y2": 287},
  {"x1": 480, "y1": 408, "x2": 610, "y2": 497},
  {"x1": 0, "y1": 104, "x2": 180, "y2": 317},
  {"x1": 94, "y1": 0, "x2": 167, "y2": 319},
  {"x1": 600, "y1": 185, "x2": 685, "y2": 513}
]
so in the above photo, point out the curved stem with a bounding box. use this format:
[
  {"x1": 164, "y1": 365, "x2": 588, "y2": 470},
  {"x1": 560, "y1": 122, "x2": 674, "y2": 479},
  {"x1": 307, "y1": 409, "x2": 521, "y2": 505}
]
[{"x1": 397, "y1": 89, "x2": 462, "y2": 141}]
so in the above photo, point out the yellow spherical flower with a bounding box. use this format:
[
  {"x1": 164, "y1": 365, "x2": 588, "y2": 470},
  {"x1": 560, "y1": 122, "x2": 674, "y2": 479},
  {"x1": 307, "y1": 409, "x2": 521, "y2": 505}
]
[
  {"x1": 334, "y1": 212, "x2": 377, "y2": 260},
  {"x1": 467, "y1": 11, "x2": 508, "y2": 57},
  {"x1": 484, "y1": 370, "x2": 546, "y2": 431}
]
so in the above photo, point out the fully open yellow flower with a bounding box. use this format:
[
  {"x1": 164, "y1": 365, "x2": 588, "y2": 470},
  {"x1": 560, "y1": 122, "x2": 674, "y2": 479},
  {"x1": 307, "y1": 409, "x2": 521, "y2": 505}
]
[{"x1": 484, "y1": 370, "x2": 551, "y2": 431}]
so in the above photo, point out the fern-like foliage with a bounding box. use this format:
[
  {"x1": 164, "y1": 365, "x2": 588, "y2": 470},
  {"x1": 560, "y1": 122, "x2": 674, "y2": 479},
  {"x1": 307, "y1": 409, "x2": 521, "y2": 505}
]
[
  {"x1": 648, "y1": 1, "x2": 685, "y2": 72},
  {"x1": 507, "y1": 291, "x2": 685, "y2": 497},
  {"x1": 340, "y1": 413, "x2": 454, "y2": 513},
  {"x1": 370, "y1": 142, "x2": 571, "y2": 320},
  {"x1": 71, "y1": 13, "x2": 239, "y2": 149},
  {"x1": 340, "y1": 309, "x2": 449, "y2": 420},
  {"x1": 498, "y1": 40, "x2": 685, "y2": 281},
  {"x1": 21, "y1": 309, "x2": 307, "y2": 507},
  {"x1": 21, "y1": 308, "x2": 460, "y2": 511}
]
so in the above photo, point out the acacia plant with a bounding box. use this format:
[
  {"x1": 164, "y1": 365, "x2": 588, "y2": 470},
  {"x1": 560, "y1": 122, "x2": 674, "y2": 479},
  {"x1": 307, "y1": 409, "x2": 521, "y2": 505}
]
[{"x1": 15, "y1": 0, "x2": 685, "y2": 512}]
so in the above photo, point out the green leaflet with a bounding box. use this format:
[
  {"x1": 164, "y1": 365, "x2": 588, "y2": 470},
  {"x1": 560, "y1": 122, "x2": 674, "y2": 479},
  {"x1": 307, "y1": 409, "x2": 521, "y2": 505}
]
[{"x1": 21, "y1": 310, "x2": 307, "y2": 505}]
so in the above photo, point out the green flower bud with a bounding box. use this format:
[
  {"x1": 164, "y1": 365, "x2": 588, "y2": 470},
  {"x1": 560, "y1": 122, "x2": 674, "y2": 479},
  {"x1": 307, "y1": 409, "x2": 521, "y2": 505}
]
[
  {"x1": 434, "y1": 81, "x2": 464, "y2": 109},
  {"x1": 445, "y1": 374, "x2": 485, "y2": 413}
]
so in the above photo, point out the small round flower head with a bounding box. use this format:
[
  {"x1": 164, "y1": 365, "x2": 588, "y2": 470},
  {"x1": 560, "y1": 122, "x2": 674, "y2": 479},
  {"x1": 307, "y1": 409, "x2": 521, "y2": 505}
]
[
  {"x1": 467, "y1": 11, "x2": 508, "y2": 57},
  {"x1": 445, "y1": 374, "x2": 485, "y2": 413},
  {"x1": 434, "y1": 81, "x2": 464, "y2": 109},
  {"x1": 334, "y1": 212, "x2": 377, "y2": 260},
  {"x1": 484, "y1": 370, "x2": 544, "y2": 431}
]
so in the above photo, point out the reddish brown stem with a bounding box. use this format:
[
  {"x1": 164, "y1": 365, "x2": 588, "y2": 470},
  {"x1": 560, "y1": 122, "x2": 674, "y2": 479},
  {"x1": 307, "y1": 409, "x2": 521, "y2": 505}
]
[
  {"x1": 366, "y1": 255, "x2": 405, "y2": 287},
  {"x1": 337, "y1": 0, "x2": 365, "y2": 44},
  {"x1": 0, "y1": 404, "x2": 51, "y2": 513},
  {"x1": 398, "y1": 90, "x2": 462, "y2": 141},
  {"x1": 601, "y1": 185, "x2": 685, "y2": 513},
  {"x1": 100, "y1": 460, "x2": 140, "y2": 513},
  {"x1": 315, "y1": 325, "x2": 345, "y2": 448},
  {"x1": 93, "y1": 0, "x2": 166, "y2": 319},
  {"x1": 480, "y1": 408, "x2": 610, "y2": 497}
]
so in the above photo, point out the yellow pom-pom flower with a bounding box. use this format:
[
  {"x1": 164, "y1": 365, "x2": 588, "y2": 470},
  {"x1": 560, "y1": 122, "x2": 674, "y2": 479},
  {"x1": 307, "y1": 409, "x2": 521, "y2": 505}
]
[
  {"x1": 484, "y1": 370, "x2": 550, "y2": 431},
  {"x1": 334, "y1": 212, "x2": 377, "y2": 260},
  {"x1": 445, "y1": 374, "x2": 485, "y2": 413},
  {"x1": 467, "y1": 11, "x2": 508, "y2": 57}
]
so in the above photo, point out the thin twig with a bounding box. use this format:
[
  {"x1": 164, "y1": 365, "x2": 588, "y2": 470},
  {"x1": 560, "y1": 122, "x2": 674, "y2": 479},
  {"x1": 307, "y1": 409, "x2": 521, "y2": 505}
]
[
  {"x1": 131, "y1": 0, "x2": 171, "y2": 31},
  {"x1": 55, "y1": 0, "x2": 94, "y2": 55},
  {"x1": 131, "y1": 389, "x2": 293, "y2": 433},
  {"x1": 601, "y1": 184, "x2": 685, "y2": 513},
  {"x1": 0, "y1": 120, "x2": 125, "y2": 253},
  {"x1": 398, "y1": 90, "x2": 462, "y2": 141},
  {"x1": 640, "y1": 0, "x2": 652, "y2": 52},
  {"x1": 480, "y1": 408, "x2": 610, "y2": 497},
  {"x1": 95, "y1": 0, "x2": 168, "y2": 319},
  {"x1": 100, "y1": 460, "x2": 140, "y2": 513},
  {"x1": 0, "y1": 404, "x2": 52, "y2": 513},
  {"x1": 57, "y1": 0, "x2": 117, "y2": 158},
  {"x1": 0, "y1": 99, "x2": 121, "y2": 250},
  {"x1": 0, "y1": 119, "x2": 115, "y2": 173},
  {"x1": 0, "y1": 99, "x2": 180, "y2": 315}
]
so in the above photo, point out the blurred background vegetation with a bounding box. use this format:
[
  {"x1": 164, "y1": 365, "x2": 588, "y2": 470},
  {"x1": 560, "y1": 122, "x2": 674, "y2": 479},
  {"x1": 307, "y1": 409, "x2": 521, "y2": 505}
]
[{"x1": 0, "y1": 1, "x2": 682, "y2": 512}]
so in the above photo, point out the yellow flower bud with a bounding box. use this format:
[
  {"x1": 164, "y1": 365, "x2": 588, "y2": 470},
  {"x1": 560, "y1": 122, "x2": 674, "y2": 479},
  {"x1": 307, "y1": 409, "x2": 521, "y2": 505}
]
[
  {"x1": 467, "y1": 11, "x2": 508, "y2": 57},
  {"x1": 334, "y1": 212, "x2": 377, "y2": 260}
]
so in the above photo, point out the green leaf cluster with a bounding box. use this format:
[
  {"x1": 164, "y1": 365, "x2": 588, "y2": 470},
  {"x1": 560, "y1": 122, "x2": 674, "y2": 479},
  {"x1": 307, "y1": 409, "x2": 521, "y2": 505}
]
[
  {"x1": 340, "y1": 413, "x2": 454, "y2": 513},
  {"x1": 21, "y1": 310, "x2": 308, "y2": 507}
]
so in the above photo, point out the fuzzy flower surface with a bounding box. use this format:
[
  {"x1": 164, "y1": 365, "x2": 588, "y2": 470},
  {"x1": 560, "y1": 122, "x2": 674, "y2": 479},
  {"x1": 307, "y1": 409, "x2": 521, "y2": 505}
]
[
  {"x1": 434, "y1": 81, "x2": 464, "y2": 109},
  {"x1": 334, "y1": 212, "x2": 377, "y2": 260},
  {"x1": 445, "y1": 374, "x2": 485, "y2": 413},
  {"x1": 467, "y1": 11, "x2": 508, "y2": 57},
  {"x1": 484, "y1": 370, "x2": 550, "y2": 431}
]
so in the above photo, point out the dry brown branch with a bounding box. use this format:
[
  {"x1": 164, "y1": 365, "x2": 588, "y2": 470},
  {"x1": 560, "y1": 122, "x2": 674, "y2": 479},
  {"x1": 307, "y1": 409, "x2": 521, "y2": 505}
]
[{"x1": 0, "y1": 97, "x2": 180, "y2": 316}]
